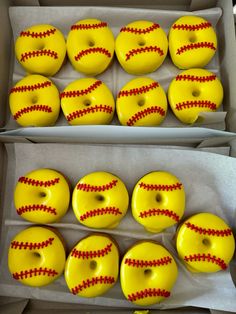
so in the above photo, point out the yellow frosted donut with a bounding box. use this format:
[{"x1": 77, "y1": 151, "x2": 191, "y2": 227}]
[
  {"x1": 8, "y1": 226, "x2": 66, "y2": 287},
  {"x1": 9, "y1": 75, "x2": 60, "y2": 127},
  {"x1": 67, "y1": 19, "x2": 114, "y2": 75},
  {"x1": 14, "y1": 168, "x2": 70, "y2": 224},
  {"x1": 120, "y1": 241, "x2": 178, "y2": 306},
  {"x1": 60, "y1": 78, "x2": 115, "y2": 125},
  {"x1": 176, "y1": 213, "x2": 235, "y2": 273},
  {"x1": 168, "y1": 69, "x2": 223, "y2": 124},
  {"x1": 115, "y1": 21, "x2": 168, "y2": 75},
  {"x1": 132, "y1": 171, "x2": 185, "y2": 233},
  {"x1": 72, "y1": 171, "x2": 129, "y2": 229},
  {"x1": 169, "y1": 16, "x2": 217, "y2": 69},
  {"x1": 65, "y1": 233, "x2": 119, "y2": 297},
  {"x1": 15, "y1": 24, "x2": 66, "y2": 76},
  {"x1": 116, "y1": 77, "x2": 167, "y2": 126}
]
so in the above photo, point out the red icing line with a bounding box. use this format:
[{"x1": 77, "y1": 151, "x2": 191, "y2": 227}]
[
  {"x1": 20, "y1": 28, "x2": 56, "y2": 38},
  {"x1": 60, "y1": 80, "x2": 102, "y2": 99},
  {"x1": 124, "y1": 256, "x2": 172, "y2": 267},
  {"x1": 128, "y1": 288, "x2": 170, "y2": 302},
  {"x1": 13, "y1": 105, "x2": 52, "y2": 120},
  {"x1": 11, "y1": 238, "x2": 54, "y2": 250},
  {"x1": 71, "y1": 22, "x2": 107, "y2": 30},
  {"x1": 184, "y1": 253, "x2": 227, "y2": 270},
  {"x1": 118, "y1": 82, "x2": 159, "y2": 98},
  {"x1": 139, "y1": 182, "x2": 182, "y2": 191},
  {"x1": 175, "y1": 100, "x2": 216, "y2": 111},
  {"x1": 176, "y1": 42, "x2": 216, "y2": 55},
  {"x1": 66, "y1": 105, "x2": 113, "y2": 122},
  {"x1": 20, "y1": 49, "x2": 58, "y2": 62},
  {"x1": 74, "y1": 47, "x2": 111, "y2": 61},
  {"x1": 80, "y1": 207, "x2": 122, "y2": 221},
  {"x1": 13, "y1": 267, "x2": 58, "y2": 280},
  {"x1": 77, "y1": 179, "x2": 118, "y2": 192},
  {"x1": 127, "y1": 106, "x2": 165, "y2": 126},
  {"x1": 120, "y1": 23, "x2": 160, "y2": 34},
  {"x1": 185, "y1": 222, "x2": 232, "y2": 237},
  {"x1": 139, "y1": 208, "x2": 180, "y2": 222},
  {"x1": 10, "y1": 81, "x2": 52, "y2": 94},
  {"x1": 126, "y1": 46, "x2": 164, "y2": 61},
  {"x1": 18, "y1": 177, "x2": 60, "y2": 187},
  {"x1": 175, "y1": 74, "x2": 216, "y2": 82},
  {"x1": 172, "y1": 22, "x2": 212, "y2": 31},
  {"x1": 71, "y1": 276, "x2": 115, "y2": 295},
  {"x1": 17, "y1": 204, "x2": 57, "y2": 216},
  {"x1": 71, "y1": 243, "x2": 112, "y2": 259}
]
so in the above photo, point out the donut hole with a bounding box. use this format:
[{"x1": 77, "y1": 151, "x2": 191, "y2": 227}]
[
  {"x1": 189, "y1": 34, "x2": 197, "y2": 43},
  {"x1": 156, "y1": 194, "x2": 162, "y2": 203},
  {"x1": 144, "y1": 269, "x2": 152, "y2": 277},
  {"x1": 138, "y1": 99, "x2": 145, "y2": 107},
  {"x1": 95, "y1": 194, "x2": 105, "y2": 202},
  {"x1": 39, "y1": 192, "x2": 47, "y2": 198},
  {"x1": 88, "y1": 40, "x2": 95, "y2": 47},
  {"x1": 202, "y1": 238, "x2": 211, "y2": 247},
  {"x1": 90, "y1": 260, "x2": 97, "y2": 270},
  {"x1": 192, "y1": 90, "x2": 200, "y2": 97},
  {"x1": 83, "y1": 99, "x2": 91, "y2": 107},
  {"x1": 31, "y1": 96, "x2": 38, "y2": 104},
  {"x1": 33, "y1": 252, "x2": 41, "y2": 258},
  {"x1": 138, "y1": 40, "x2": 146, "y2": 46}
]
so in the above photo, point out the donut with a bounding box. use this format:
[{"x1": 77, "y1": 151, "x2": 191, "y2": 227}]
[
  {"x1": 115, "y1": 21, "x2": 168, "y2": 75},
  {"x1": 72, "y1": 171, "x2": 129, "y2": 229},
  {"x1": 116, "y1": 77, "x2": 167, "y2": 126},
  {"x1": 15, "y1": 24, "x2": 66, "y2": 76},
  {"x1": 8, "y1": 226, "x2": 66, "y2": 287},
  {"x1": 168, "y1": 69, "x2": 223, "y2": 124},
  {"x1": 120, "y1": 241, "x2": 178, "y2": 306},
  {"x1": 132, "y1": 171, "x2": 185, "y2": 233},
  {"x1": 66, "y1": 19, "x2": 114, "y2": 75},
  {"x1": 176, "y1": 213, "x2": 235, "y2": 273},
  {"x1": 169, "y1": 16, "x2": 217, "y2": 69},
  {"x1": 65, "y1": 233, "x2": 119, "y2": 297},
  {"x1": 14, "y1": 168, "x2": 70, "y2": 224},
  {"x1": 60, "y1": 78, "x2": 115, "y2": 125},
  {"x1": 9, "y1": 75, "x2": 60, "y2": 127}
]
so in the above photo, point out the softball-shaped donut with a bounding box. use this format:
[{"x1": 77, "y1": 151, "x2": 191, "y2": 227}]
[
  {"x1": 72, "y1": 171, "x2": 129, "y2": 229},
  {"x1": 176, "y1": 213, "x2": 235, "y2": 273},
  {"x1": 67, "y1": 19, "x2": 114, "y2": 75},
  {"x1": 169, "y1": 16, "x2": 217, "y2": 69},
  {"x1": 132, "y1": 171, "x2": 185, "y2": 233},
  {"x1": 9, "y1": 75, "x2": 60, "y2": 127},
  {"x1": 8, "y1": 226, "x2": 66, "y2": 287},
  {"x1": 168, "y1": 69, "x2": 223, "y2": 124},
  {"x1": 15, "y1": 24, "x2": 66, "y2": 76},
  {"x1": 115, "y1": 21, "x2": 168, "y2": 75},
  {"x1": 14, "y1": 168, "x2": 70, "y2": 224},
  {"x1": 65, "y1": 233, "x2": 119, "y2": 297},
  {"x1": 120, "y1": 241, "x2": 178, "y2": 306},
  {"x1": 60, "y1": 78, "x2": 115, "y2": 125},
  {"x1": 116, "y1": 77, "x2": 167, "y2": 127}
]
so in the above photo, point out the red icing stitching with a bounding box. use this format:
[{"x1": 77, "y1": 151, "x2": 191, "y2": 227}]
[
  {"x1": 118, "y1": 82, "x2": 159, "y2": 98},
  {"x1": 13, "y1": 267, "x2": 58, "y2": 280},
  {"x1": 175, "y1": 74, "x2": 216, "y2": 82},
  {"x1": 71, "y1": 243, "x2": 112, "y2": 259},
  {"x1": 128, "y1": 288, "x2": 170, "y2": 302},
  {"x1": 139, "y1": 182, "x2": 182, "y2": 191},
  {"x1": 175, "y1": 100, "x2": 216, "y2": 111},
  {"x1": 18, "y1": 177, "x2": 60, "y2": 187},
  {"x1": 66, "y1": 105, "x2": 113, "y2": 122},
  {"x1": 17, "y1": 204, "x2": 57, "y2": 216},
  {"x1": 74, "y1": 47, "x2": 111, "y2": 61},
  {"x1": 176, "y1": 42, "x2": 216, "y2": 55},
  {"x1": 20, "y1": 28, "x2": 56, "y2": 38},
  {"x1": 80, "y1": 207, "x2": 122, "y2": 221},
  {"x1": 172, "y1": 22, "x2": 212, "y2": 31},
  {"x1": 71, "y1": 276, "x2": 115, "y2": 295},
  {"x1": 184, "y1": 253, "x2": 227, "y2": 270},
  {"x1": 20, "y1": 49, "x2": 58, "y2": 62},
  {"x1": 13, "y1": 105, "x2": 52, "y2": 120},
  {"x1": 127, "y1": 106, "x2": 166, "y2": 126},
  {"x1": 11, "y1": 238, "x2": 54, "y2": 250},
  {"x1": 139, "y1": 208, "x2": 180, "y2": 222},
  {"x1": 120, "y1": 23, "x2": 160, "y2": 34},
  {"x1": 185, "y1": 222, "x2": 232, "y2": 237},
  {"x1": 126, "y1": 46, "x2": 164, "y2": 61},
  {"x1": 71, "y1": 22, "x2": 107, "y2": 30},
  {"x1": 10, "y1": 81, "x2": 52, "y2": 94},
  {"x1": 125, "y1": 256, "x2": 172, "y2": 268},
  {"x1": 77, "y1": 179, "x2": 118, "y2": 192},
  {"x1": 60, "y1": 80, "x2": 102, "y2": 99}
]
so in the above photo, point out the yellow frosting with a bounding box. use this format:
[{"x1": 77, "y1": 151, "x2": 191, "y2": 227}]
[
  {"x1": 168, "y1": 68, "x2": 223, "y2": 124},
  {"x1": 72, "y1": 171, "x2": 129, "y2": 229},
  {"x1": 60, "y1": 78, "x2": 115, "y2": 125},
  {"x1": 67, "y1": 19, "x2": 114, "y2": 75},
  {"x1": 9, "y1": 74, "x2": 60, "y2": 127},
  {"x1": 14, "y1": 168, "x2": 70, "y2": 224},
  {"x1": 8, "y1": 226, "x2": 66, "y2": 287},
  {"x1": 15, "y1": 24, "x2": 66, "y2": 76},
  {"x1": 65, "y1": 234, "x2": 119, "y2": 297},
  {"x1": 132, "y1": 171, "x2": 185, "y2": 233},
  {"x1": 176, "y1": 213, "x2": 235, "y2": 273},
  {"x1": 116, "y1": 77, "x2": 167, "y2": 127},
  {"x1": 120, "y1": 241, "x2": 178, "y2": 306},
  {"x1": 169, "y1": 16, "x2": 217, "y2": 69},
  {"x1": 115, "y1": 20, "x2": 168, "y2": 75}
]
